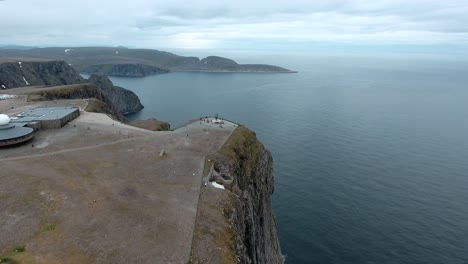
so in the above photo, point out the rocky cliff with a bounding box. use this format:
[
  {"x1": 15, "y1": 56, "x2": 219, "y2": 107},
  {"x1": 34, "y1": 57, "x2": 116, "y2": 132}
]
[
  {"x1": 87, "y1": 74, "x2": 144, "y2": 114},
  {"x1": 0, "y1": 47, "x2": 296, "y2": 75},
  {"x1": 0, "y1": 60, "x2": 144, "y2": 116},
  {"x1": 26, "y1": 83, "x2": 126, "y2": 122},
  {"x1": 0, "y1": 60, "x2": 83, "y2": 89},
  {"x1": 191, "y1": 126, "x2": 283, "y2": 264}
]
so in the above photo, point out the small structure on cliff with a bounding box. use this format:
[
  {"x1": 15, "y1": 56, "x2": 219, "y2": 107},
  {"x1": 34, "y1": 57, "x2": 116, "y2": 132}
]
[{"x1": 0, "y1": 114, "x2": 34, "y2": 147}]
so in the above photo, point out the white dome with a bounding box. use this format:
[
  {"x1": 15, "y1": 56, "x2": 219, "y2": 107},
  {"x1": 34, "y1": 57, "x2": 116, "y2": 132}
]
[{"x1": 0, "y1": 114, "x2": 11, "y2": 126}]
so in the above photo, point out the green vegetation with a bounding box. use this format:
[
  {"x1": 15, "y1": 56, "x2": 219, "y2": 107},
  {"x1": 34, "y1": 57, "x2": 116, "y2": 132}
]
[
  {"x1": 11, "y1": 246, "x2": 25, "y2": 253},
  {"x1": 26, "y1": 84, "x2": 96, "y2": 102},
  {"x1": 0, "y1": 257, "x2": 17, "y2": 264},
  {"x1": 0, "y1": 246, "x2": 25, "y2": 264},
  {"x1": 85, "y1": 98, "x2": 120, "y2": 120},
  {"x1": 39, "y1": 223, "x2": 56, "y2": 233},
  {"x1": 193, "y1": 126, "x2": 264, "y2": 263}
]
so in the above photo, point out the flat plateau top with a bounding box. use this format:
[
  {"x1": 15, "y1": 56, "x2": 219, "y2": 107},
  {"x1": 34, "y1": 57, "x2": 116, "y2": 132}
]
[{"x1": 0, "y1": 111, "x2": 237, "y2": 264}]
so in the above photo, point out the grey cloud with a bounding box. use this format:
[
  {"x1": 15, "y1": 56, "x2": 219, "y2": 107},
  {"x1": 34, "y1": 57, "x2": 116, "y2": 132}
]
[{"x1": 0, "y1": 0, "x2": 468, "y2": 49}]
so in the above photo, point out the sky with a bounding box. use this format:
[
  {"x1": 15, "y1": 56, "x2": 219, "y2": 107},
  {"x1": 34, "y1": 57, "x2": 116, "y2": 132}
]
[{"x1": 1, "y1": 0, "x2": 468, "y2": 55}]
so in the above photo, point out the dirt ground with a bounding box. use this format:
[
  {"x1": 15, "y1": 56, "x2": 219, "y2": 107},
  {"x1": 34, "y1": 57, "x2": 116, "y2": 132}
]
[{"x1": 0, "y1": 103, "x2": 237, "y2": 263}]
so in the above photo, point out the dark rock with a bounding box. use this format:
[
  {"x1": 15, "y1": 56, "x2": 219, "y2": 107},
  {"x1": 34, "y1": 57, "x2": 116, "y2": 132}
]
[
  {"x1": 27, "y1": 83, "x2": 126, "y2": 122},
  {"x1": 0, "y1": 60, "x2": 83, "y2": 88},
  {"x1": 88, "y1": 74, "x2": 144, "y2": 115},
  {"x1": 191, "y1": 127, "x2": 283, "y2": 264}
]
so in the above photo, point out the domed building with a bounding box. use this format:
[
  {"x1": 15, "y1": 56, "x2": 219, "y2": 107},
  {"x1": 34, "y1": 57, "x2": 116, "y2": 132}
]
[{"x1": 0, "y1": 114, "x2": 34, "y2": 147}]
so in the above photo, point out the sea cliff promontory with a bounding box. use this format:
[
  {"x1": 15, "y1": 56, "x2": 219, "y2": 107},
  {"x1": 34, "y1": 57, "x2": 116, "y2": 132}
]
[
  {"x1": 0, "y1": 47, "x2": 296, "y2": 76},
  {"x1": 0, "y1": 60, "x2": 283, "y2": 263}
]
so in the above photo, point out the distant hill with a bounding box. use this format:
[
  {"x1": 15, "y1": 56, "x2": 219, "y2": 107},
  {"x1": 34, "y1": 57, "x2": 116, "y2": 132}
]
[
  {"x1": 0, "y1": 45, "x2": 37, "y2": 50},
  {"x1": 0, "y1": 47, "x2": 296, "y2": 76}
]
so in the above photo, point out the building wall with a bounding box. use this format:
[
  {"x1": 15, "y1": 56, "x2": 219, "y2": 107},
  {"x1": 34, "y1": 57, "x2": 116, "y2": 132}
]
[
  {"x1": 40, "y1": 108, "x2": 80, "y2": 129},
  {"x1": 0, "y1": 132, "x2": 34, "y2": 147}
]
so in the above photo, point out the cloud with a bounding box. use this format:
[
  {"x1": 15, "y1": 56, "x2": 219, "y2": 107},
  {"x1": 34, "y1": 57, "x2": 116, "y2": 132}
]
[{"x1": 1, "y1": 0, "x2": 468, "y2": 51}]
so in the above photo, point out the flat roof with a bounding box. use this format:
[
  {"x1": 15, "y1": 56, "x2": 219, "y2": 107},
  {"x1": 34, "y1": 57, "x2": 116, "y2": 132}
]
[
  {"x1": 11, "y1": 107, "x2": 79, "y2": 124},
  {"x1": 0, "y1": 125, "x2": 33, "y2": 141}
]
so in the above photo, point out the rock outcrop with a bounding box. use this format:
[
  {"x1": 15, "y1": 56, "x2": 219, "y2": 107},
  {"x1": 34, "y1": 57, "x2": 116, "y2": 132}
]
[
  {"x1": 191, "y1": 126, "x2": 283, "y2": 264},
  {"x1": 87, "y1": 74, "x2": 144, "y2": 115},
  {"x1": 0, "y1": 60, "x2": 83, "y2": 89},
  {"x1": 26, "y1": 83, "x2": 126, "y2": 122},
  {"x1": 128, "y1": 118, "x2": 170, "y2": 131}
]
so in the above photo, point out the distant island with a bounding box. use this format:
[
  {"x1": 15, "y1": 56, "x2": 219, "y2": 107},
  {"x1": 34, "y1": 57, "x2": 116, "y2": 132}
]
[{"x1": 0, "y1": 47, "x2": 296, "y2": 77}]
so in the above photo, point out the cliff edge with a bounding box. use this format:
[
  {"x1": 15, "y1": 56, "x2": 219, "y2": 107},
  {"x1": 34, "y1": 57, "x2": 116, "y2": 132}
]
[
  {"x1": 191, "y1": 126, "x2": 283, "y2": 264},
  {"x1": 0, "y1": 60, "x2": 144, "y2": 116},
  {"x1": 88, "y1": 74, "x2": 144, "y2": 114}
]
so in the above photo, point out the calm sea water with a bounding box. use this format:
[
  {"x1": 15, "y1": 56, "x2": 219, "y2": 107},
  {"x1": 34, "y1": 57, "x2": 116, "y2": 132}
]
[{"x1": 106, "y1": 55, "x2": 468, "y2": 264}]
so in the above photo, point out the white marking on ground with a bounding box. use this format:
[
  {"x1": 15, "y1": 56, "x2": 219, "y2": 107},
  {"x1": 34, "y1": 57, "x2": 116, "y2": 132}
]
[{"x1": 35, "y1": 141, "x2": 50, "y2": 149}]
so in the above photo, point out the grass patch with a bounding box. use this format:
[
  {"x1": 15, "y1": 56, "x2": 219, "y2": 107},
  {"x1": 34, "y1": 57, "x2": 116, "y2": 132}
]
[
  {"x1": 39, "y1": 223, "x2": 56, "y2": 233},
  {"x1": 0, "y1": 257, "x2": 17, "y2": 264},
  {"x1": 11, "y1": 246, "x2": 25, "y2": 254},
  {"x1": 85, "y1": 98, "x2": 119, "y2": 120}
]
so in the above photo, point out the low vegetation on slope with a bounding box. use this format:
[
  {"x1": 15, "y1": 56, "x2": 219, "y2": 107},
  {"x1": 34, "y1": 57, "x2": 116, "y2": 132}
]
[
  {"x1": 25, "y1": 84, "x2": 126, "y2": 121},
  {"x1": 191, "y1": 126, "x2": 283, "y2": 264}
]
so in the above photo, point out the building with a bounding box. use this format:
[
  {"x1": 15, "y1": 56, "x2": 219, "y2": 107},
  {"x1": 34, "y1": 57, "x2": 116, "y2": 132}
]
[
  {"x1": 0, "y1": 114, "x2": 34, "y2": 147},
  {"x1": 1, "y1": 107, "x2": 80, "y2": 147},
  {"x1": 12, "y1": 107, "x2": 80, "y2": 129}
]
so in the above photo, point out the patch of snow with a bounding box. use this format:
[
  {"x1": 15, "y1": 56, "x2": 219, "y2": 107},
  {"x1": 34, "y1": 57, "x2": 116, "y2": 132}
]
[
  {"x1": 18, "y1": 61, "x2": 22, "y2": 68},
  {"x1": 212, "y1": 182, "x2": 225, "y2": 190},
  {"x1": 65, "y1": 49, "x2": 71, "y2": 53},
  {"x1": 115, "y1": 51, "x2": 119, "y2": 54},
  {"x1": 68, "y1": 63, "x2": 72, "y2": 66},
  {"x1": 1, "y1": 84, "x2": 6, "y2": 89},
  {"x1": 22, "y1": 76, "x2": 29, "y2": 86},
  {"x1": 0, "y1": 94, "x2": 17, "y2": 100}
]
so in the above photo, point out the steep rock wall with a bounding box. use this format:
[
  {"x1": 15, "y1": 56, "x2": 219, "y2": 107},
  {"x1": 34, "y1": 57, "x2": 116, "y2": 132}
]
[
  {"x1": 0, "y1": 60, "x2": 83, "y2": 89},
  {"x1": 27, "y1": 83, "x2": 126, "y2": 122},
  {"x1": 87, "y1": 74, "x2": 144, "y2": 114},
  {"x1": 191, "y1": 126, "x2": 283, "y2": 264}
]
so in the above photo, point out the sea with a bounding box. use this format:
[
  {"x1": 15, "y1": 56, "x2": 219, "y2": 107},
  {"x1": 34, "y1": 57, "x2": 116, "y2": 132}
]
[{"x1": 104, "y1": 54, "x2": 468, "y2": 264}]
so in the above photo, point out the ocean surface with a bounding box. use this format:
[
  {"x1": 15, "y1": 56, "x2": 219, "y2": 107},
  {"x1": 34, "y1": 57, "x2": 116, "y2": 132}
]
[{"x1": 106, "y1": 54, "x2": 468, "y2": 264}]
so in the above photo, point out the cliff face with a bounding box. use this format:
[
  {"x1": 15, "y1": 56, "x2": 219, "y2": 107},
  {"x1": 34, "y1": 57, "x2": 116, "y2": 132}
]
[
  {"x1": 191, "y1": 126, "x2": 283, "y2": 264},
  {"x1": 82, "y1": 63, "x2": 169, "y2": 77},
  {"x1": 0, "y1": 60, "x2": 83, "y2": 89},
  {"x1": 0, "y1": 47, "x2": 295, "y2": 74},
  {"x1": 87, "y1": 74, "x2": 144, "y2": 115},
  {"x1": 27, "y1": 83, "x2": 126, "y2": 122}
]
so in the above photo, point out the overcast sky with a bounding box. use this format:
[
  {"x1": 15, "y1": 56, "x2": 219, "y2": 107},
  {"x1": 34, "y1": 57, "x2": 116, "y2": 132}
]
[{"x1": 1, "y1": 0, "x2": 467, "y2": 54}]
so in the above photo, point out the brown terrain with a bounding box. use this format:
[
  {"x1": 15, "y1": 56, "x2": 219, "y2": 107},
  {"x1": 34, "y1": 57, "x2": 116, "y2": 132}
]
[{"x1": 0, "y1": 94, "x2": 238, "y2": 263}]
